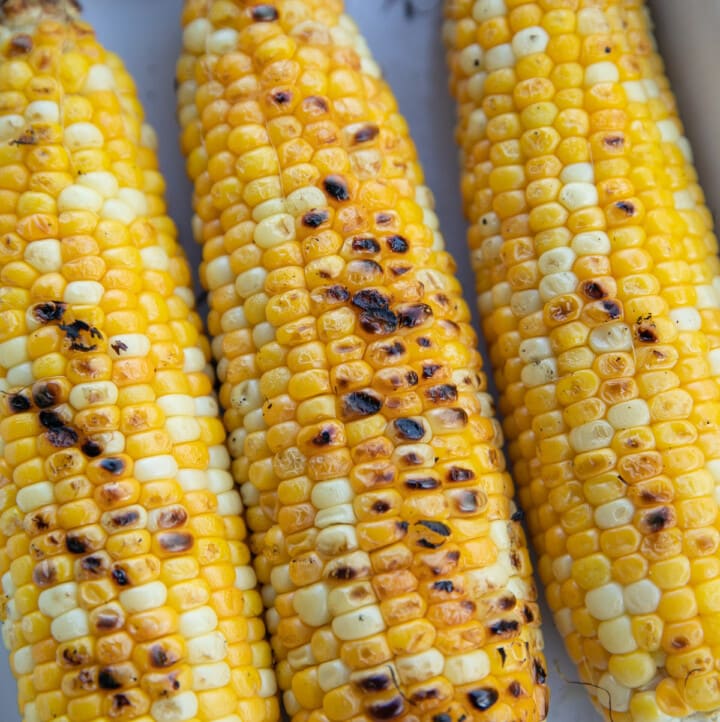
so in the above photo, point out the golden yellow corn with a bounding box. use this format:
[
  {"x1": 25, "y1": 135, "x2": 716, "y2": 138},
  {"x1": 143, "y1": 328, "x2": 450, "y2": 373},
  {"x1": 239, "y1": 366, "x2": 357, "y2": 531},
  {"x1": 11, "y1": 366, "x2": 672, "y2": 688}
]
[
  {"x1": 0, "y1": 1, "x2": 275, "y2": 720},
  {"x1": 177, "y1": 1, "x2": 548, "y2": 720},
  {"x1": 445, "y1": 0, "x2": 720, "y2": 719}
]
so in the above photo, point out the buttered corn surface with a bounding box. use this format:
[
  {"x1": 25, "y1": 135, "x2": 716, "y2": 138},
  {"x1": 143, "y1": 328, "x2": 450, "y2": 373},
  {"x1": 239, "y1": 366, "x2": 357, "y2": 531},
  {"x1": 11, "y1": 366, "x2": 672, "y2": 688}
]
[
  {"x1": 177, "y1": 0, "x2": 547, "y2": 720},
  {"x1": 445, "y1": 0, "x2": 720, "y2": 721},
  {"x1": 0, "y1": 1, "x2": 275, "y2": 721}
]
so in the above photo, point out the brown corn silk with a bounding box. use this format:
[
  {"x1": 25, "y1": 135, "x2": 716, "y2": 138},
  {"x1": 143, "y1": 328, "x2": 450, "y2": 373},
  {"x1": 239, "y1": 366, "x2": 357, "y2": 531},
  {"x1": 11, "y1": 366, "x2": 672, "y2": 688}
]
[
  {"x1": 0, "y1": 1, "x2": 275, "y2": 721},
  {"x1": 444, "y1": 0, "x2": 720, "y2": 720},
  {"x1": 177, "y1": 0, "x2": 548, "y2": 721}
]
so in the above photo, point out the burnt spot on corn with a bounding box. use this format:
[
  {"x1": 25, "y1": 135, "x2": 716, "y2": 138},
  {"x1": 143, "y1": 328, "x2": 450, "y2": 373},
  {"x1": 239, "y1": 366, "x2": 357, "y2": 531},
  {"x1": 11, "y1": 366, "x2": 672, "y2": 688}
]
[
  {"x1": 512, "y1": 508, "x2": 525, "y2": 522},
  {"x1": 65, "y1": 535, "x2": 87, "y2": 554},
  {"x1": 447, "y1": 466, "x2": 475, "y2": 482},
  {"x1": 356, "y1": 673, "x2": 391, "y2": 692},
  {"x1": 523, "y1": 605, "x2": 535, "y2": 622},
  {"x1": 33, "y1": 561, "x2": 56, "y2": 586},
  {"x1": 313, "y1": 427, "x2": 336, "y2": 445},
  {"x1": 303, "y1": 95, "x2": 329, "y2": 114},
  {"x1": 60, "y1": 319, "x2": 103, "y2": 352},
  {"x1": 96, "y1": 611, "x2": 122, "y2": 630},
  {"x1": 80, "y1": 555, "x2": 105, "y2": 575},
  {"x1": 323, "y1": 175, "x2": 350, "y2": 201},
  {"x1": 108, "y1": 509, "x2": 140, "y2": 528},
  {"x1": 636, "y1": 324, "x2": 658, "y2": 343},
  {"x1": 406, "y1": 370, "x2": 419, "y2": 385},
  {"x1": 418, "y1": 520, "x2": 451, "y2": 536},
  {"x1": 8, "y1": 393, "x2": 31, "y2": 412},
  {"x1": 46, "y1": 426, "x2": 79, "y2": 448},
  {"x1": 457, "y1": 490, "x2": 479, "y2": 513},
  {"x1": 417, "y1": 336, "x2": 431, "y2": 347},
  {"x1": 581, "y1": 280, "x2": 607, "y2": 300},
  {"x1": 112, "y1": 567, "x2": 130, "y2": 586},
  {"x1": 376, "y1": 212, "x2": 393, "y2": 225},
  {"x1": 271, "y1": 89, "x2": 292, "y2": 105},
  {"x1": 158, "y1": 533, "x2": 194, "y2": 553},
  {"x1": 394, "y1": 417, "x2": 425, "y2": 440},
  {"x1": 367, "y1": 696, "x2": 405, "y2": 720},
  {"x1": 353, "y1": 124, "x2": 379, "y2": 144},
  {"x1": 111, "y1": 340, "x2": 128, "y2": 355},
  {"x1": 468, "y1": 688, "x2": 499, "y2": 711},
  {"x1": 352, "y1": 236, "x2": 380, "y2": 254},
  {"x1": 81, "y1": 439, "x2": 103, "y2": 457},
  {"x1": 157, "y1": 507, "x2": 188, "y2": 529},
  {"x1": 100, "y1": 458, "x2": 125, "y2": 474},
  {"x1": 402, "y1": 452, "x2": 422, "y2": 465},
  {"x1": 329, "y1": 565, "x2": 357, "y2": 580},
  {"x1": 33, "y1": 381, "x2": 61, "y2": 407},
  {"x1": 323, "y1": 284, "x2": 350, "y2": 303},
  {"x1": 603, "y1": 134, "x2": 624, "y2": 148},
  {"x1": 398, "y1": 303, "x2": 433, "y2": 328},
  {"x1": 426, "y1": 384, "x2": 457, "y2": 403},
  {"x1": 386, "y1": 235, "x2": 409, "y2": 253},
  {"x1": 489, "y1": 619, "x2": 519, "y2": 635},
  {"x1": 251, "y1": 4, "x2": 279, "y2": 21},
  {"x1": 9, "y1": 33, "x2": 33, "y2": 55},
  {"x1": 405, "y1": 476, "x2": 440, "y2": 491},
  {"x1": 433, "y1": 580, "x2": 454, "y2": 593},
  {"x1": 302, "y1": 209, "x2": 329, "y2": 228},
  {"x1": 150, "y1": 645, "x2": 177, "y2": 668},
  {"x1": 98, "y1": 669, "x2": 122, "y2": 690},
  {"x1": 378, "y1": 341, "x2": 406, "y2": 359},
  {"x1": 509, "y1": 681, "x2": 523, "y2": 698},
  {"x1": 616, "y1": 200, "x2": 635, "y2": 216},
  {"x1": 534, "y1": 659, "x2": 547, "y2": 684},
  {"x1": 39, "y1": 410, "x2": 64, "y2": 428},
  {"x1": 432, "y1": 715, "x2": 452, "y2": 722},
  {"x1": 62, "y1": 647, "x2": 86, "y2": 666},
  {"x1": 110, "y1": 694, "x2": 131, "y2": 712},
  {"x1": 352, "y1": 288, "x2": 398, "y2": 335},
  {"x1": 10, "y1": 128, "x2": 36, "y2": 146},
  {"x1": 372, "y1": 500, "x2": 390, "y2": 513},
  {"x1": 644, "y1": 506, "x2": 673, "y2": 531},
  {"x1": 33, "y1": 301, "x2": 66, "y2": 323},
  {"x1": 410, "y1": 688, "x2": 439, "y2": 704},
  {"x1": 389, "y1": 264, "x2": 411, "y2": 276},
  {"x1": 343, "y1": 391, "x2": 382, "y2": 418}
]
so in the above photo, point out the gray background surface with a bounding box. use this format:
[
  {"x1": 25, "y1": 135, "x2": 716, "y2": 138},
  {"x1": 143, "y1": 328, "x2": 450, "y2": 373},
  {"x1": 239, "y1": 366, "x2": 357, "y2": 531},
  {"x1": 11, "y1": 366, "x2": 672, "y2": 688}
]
[{"x1": 0, "y1": 1, "x2": 716, "y2": 720}]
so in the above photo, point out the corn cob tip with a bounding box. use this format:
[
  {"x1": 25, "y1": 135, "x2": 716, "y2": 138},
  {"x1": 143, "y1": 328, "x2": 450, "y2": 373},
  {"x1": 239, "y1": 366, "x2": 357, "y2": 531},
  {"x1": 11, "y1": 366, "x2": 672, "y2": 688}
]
[{"x1": 0, "y1": 0, "x2": 81, "y2": 24}]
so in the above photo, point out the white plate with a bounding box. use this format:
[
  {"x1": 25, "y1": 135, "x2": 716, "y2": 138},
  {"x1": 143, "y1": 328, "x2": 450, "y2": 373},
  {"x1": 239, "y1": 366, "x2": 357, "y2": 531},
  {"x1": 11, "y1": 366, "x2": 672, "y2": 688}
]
[{"x1": 0, "y1": 2, "x2": 716, "y2": 721}]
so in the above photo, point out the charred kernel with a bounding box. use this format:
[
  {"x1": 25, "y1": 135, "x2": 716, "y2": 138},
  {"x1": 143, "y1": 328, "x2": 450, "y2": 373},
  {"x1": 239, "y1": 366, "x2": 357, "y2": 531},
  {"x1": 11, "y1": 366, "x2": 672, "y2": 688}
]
[
  {"x1": 313, "y1": 427, "x2": 336, "y2": 445},
  {"x1": 157, "y1": 508, "x2": 188, "y2": 528},
  {"x1": 398, "y1": 304, "x2": 433, "y2": 328},
  {"x1": 457, "y1": 490, "x2": 479, "y2": 512},
  {"x1": 447, "y1": 466, "x2": 474, "y2": 482},
  {"x1": 111, "y1": 695, "x2": 131, "y2": 713},
  {"x1": 376, "y1": 212, "x2": 393, "y2": 225},
  {"x1": 109, "y1": 510, "x2": 140, "y2": 527},
  {"x1": 303, "y1": 95, "x2": 329, "y2": 113},
  {"x1": 81, "y1": 556, "x2": 106, "y2": 575},
  {"x1": 329, "y1": 566, "x2": 356, "y2": 580},
  {"x1": 417, "y1": 337, "x2": 431, "y2": 347},
  {"x1": 271, "y1": 90, "x2": 292, "y2": 104},
  {"x1": 421, "y1": 363, "x2": 442, "y2": 379},
  {"x1": 111, "y1": 340, "x2": 128, "y2": 355},
  {"x1": 417, "y1": 520, "x2": 451, "y2": 537},
  {"x1": 367, "y1": 696, "x2": 405, "y2": 720},
  {"x1": 432, "y1": 716, "x2": 451, "y2": 722},
  {"x1": 10, "y1": 129, "x2": 36, "y2": 146},
  {"x1": 81, "y1": 439, "x2": 103, "y2": 457},
  {"x1": 361, "y1": 306, "x2": 398, "y2": 335},
  {"x1": 433, "y1": 580, "x2": 454, "y2": 592},
  {"x1": 489, "y1": 619, "x2": 519, "y2": 635},
  {"x1": 150, "y1": 645, "x2": 178, "y2": 668},
  {"x1": 8, "y1": 393, "x2": 31, "y2": 412},
  {"x1": 323, "y1": 175, "x2": 350, "y2": 201},
  {"x1": 352, "y1": 288, "x2": 390, "y2": 311},
  {"x1": 534, "y1": 659, "x2": 547, "y2": 684},
  {"x1": 353, "y1": 124, "x2": 380, "y2": 144},
  {"x1": 390, "y1": 264, "x2": 411, "y2": 276},
  {"x1": 425, "y1": 384, "x2": 458, "y2": 403},
  {"x1": 343, "y1": 391, "x2": 382, "y2": 417},
  {"x1": 98, "y1": 669, "x2": 122, "y2": 690},
  {"x1": 636, "y1": 324, "x2": 657, "y2": 343},
  {"x1": 393, "y1": 417, "x2": 425, "y2": 440},
  {"x1": 511, "y1": 509, "x2": 525, "y2": 522},
  {"x1": 351, "y1": 236, "x2": 380, "y2": 253},
  {"x1": 100, "y1": 458, "x2": 125, "y2": 474},
  {"x1": 39, "y1": 410, "x2": 64, "y2": 428},
  {"x1": 33, "y1": 562, "x2": 56, "y2": 586},
  {"x1": 251, "y1": 4, "x2": 279, "y2": 21},
  {"x1": 509, "y1": 682, "x2": 523, "y2": 697},
  {"x1": 302, "y1": 209, "x2": 329, "y2": 227},
  {"x1": 602, "y1": 300, "x2": 621, "y2": 319},
  {"x1": 33, "y1": 381, "x2": 61, "y2": 407},
  {"x1": 523, "y1": 606, "x2": 534, "y2": 622},
  {"x1": 468, "y1": 687, "x2": 499, "y2": 711},
  {"x1": 604, "y1": 135, "x2": 624, "y2": 148},
  {"x1": 386, "y1": 235, "x2": 409, "y2": 253},
  {"x1": 158, "y1": 532, "x2": 194, "y2": 553},
  {"x1": 10, "y1": 33, "x2": 33, "y2": 54},
  {"x1": 47, "y1": 426, "x2": 79, "y2": 448},
  {"x1": 615, "y1": 200, "x2": 635, "y2": 215},
  {"x1": 405, "y1": 476, "x2": 440, "y2": 491},
  {"x1": 96, "y1": 611, "x2": 122, "y2": 630},
  {"x1": 66, "y1": 535, "x2": 87, "y2": 554},
  {"x1": 112, "y1": 567, "x2": 130, "y2": 586},
  {"x1": 372, "y1": 500, "x2": 390, "y2": 513},
  {"x1": 33, "y1": 301, "x2": 66, "y2": 323},
  {"x1": 356, "y1": 673, "x2": 391, "y2": 692},
  {"x1": 581, "y1": 281, "x2": 608, "y2": 300},
  {"x1": 642, "y1": 506, "x2": 673, "y2": 531}
]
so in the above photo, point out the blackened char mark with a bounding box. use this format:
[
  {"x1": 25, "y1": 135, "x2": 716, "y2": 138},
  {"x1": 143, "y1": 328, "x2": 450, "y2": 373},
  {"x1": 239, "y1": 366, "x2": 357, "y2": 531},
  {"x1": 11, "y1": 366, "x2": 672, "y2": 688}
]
[
  {"x1": 386, "y1": 235, "x2": 408, "y2": 253},
  {"x1": 302, "y1": 209, "x2": 329, "y2": 228},
  {"x1": 39, "y1": 410, "x2": 64, "y2": 428},
  {"x1": 367, "y1": 696, "x2": 405, "y2": 720},
  {"x1": 534, "y1": 658, "x2": 547, "y2": 684},
  {"x1": 489, "y1": 619, "x2": 519, "y2": 635},
  {"x1": 46, "y1": 426, "x2": 78, "y2": 448},
  {"x1": 33, "y1": 381, "x2": 61, "y2": 408},
  {"x1": 353, "y1": 124, "x2": 379, "y2": 144},
  {"x1": 33, "y1": 301, "x2": 66, "y2": 323},
  {"x1": 111, "y1": 340, "x2": 128, "y2": 355},
  {"x1": 356, "y1": 673, "x2": 391, "y2": 692},
  {"x1": 581, "y1": 280, "x2": 607, "y2": 300},
  {"x1": 323, "y1": 175, "x2": 350, "y2": 201},
  {"x1": 398, "y1": 303, "x2": 432, "y2": 328},
  {"x1": 271, "y1": 90, "x2": 291, "y2": 105},
  {"x1": 81, "y1": 439, "x2": 103, "y2": 457},
  {"x1": 351, "y1": 236, "x2": 380, "y2": 253},
  {"x1": 251, "y1": 4, "x2": 279, "y2": 21},
  {"x1": 111, "y1": 567, "x2": 130, "y2": 586},
  {"x1": 393, "y1": 417, "x2": 425, "y2": 440},
  {"x1": 98, "y1": 669, "x2": 122, "y2": 690},
  {"x1": 8, "y1": 393, "x2": 31, "y2": 412},
  {"x1": 65, "y1": 535, "x2": 87, "y2": 554},
  {"x1": 158, "y1": 533, "x2": 194, "y2": 553},
  {"x1": 433, "y1": 580, "x2": 454, "y2": 593},
  {"x1": 468, "y1": 687, "x2": 499, "y2": 711},
  {"x1": 426, "y1": 384, "x2": 457, "y2": 403},
  {"x1": 405, "y1": 476, "x2": 439, "y2": 491},
  {"x1": 343, "y1": 391, "x2": 382, "y2": 418},
  {"x1": 100, "y1": 458, "x2": 125, "y2": 474},
  {"x1": 60, "y1": 319, "x2": 103, "y2": 352}
]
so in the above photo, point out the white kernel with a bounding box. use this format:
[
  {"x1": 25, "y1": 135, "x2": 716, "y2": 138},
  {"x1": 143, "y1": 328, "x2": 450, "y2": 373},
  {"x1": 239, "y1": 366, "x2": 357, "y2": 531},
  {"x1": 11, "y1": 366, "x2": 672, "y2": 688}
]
[
  {"x1": 555, "y1": 608, "x2": 575, "y2": 637},
  {"x1": 179, "y1": 607, "x2": 218, "y2": 639},
  {"x1": 101, "y1": 199, "x2": 136, "y2": 223},
  {"x1": 484, "y1": 43, "x2": 515, "y2": 71},
  {"x1": 207, "y1": 28, "x2": 238, "y2": 54},
  {"x1": 166, "y1": 417, "x2": 201, "y2": 444},
  {"x1": 642, "y1": 78, "x2": 660, "y2": 98},
  {"x1": 595, "y1": 498, "x2": 635, "y2": 530},
  {"x1": 157, "y1": 394, "x2": 194, "y2": 416},
  {"x1": 151, "y1": 691, "x2": 199, "y2": 722},
  {"x1": 315, "y1": 503, "x2": 356, "y2": 527},
  {"x1": 589, "y1": 323, "x2": 633, "y2": 352},
  {"x1": 235, "y1": 267, "x2": 267, "y2": 298},
  {"x1": 711, "y1": 349, "x2": 720, "y2": 378},
  {"x1": 622, "y1": 81, "x2": 647, "y2": 102},
  {"x1": 481, "y1": 235, "x2": 502, "y2": 261},
  {"x1": 243, "y1": 408, "x2": 265, "y2": 432},
  {"x1": 0, "y1": 115, "x2": 24, "y2": 142},
  {"x1": 598, "y1": 616, "x2": 637, "y2": 655},
  {"x1": 458, "y1": 43, "x2": 484, "y2": 76},
  {"x1": 38, "y1": 582, "x2": 78, "y2": 618},
  {"x1": 285, "y1": 186, "x2": 327, "y2": 215},
  {"x1": 467, "y1": 71, "x2": 488, "y2": 102},
  {"x1": 22, "y1": 703, "x2": 39, "y2": 722},
  {"x1": 217, "y1": 491, "x2": 242, "y2": 517},
  {"x1": 220, "y1": 306, "x2": 247, "y2": 332},
  {"x1": 0, "y1": 337, "x2": 27, "y2": 368},
  {"x1": 207, "y1": 469, "x2": 233, "y2": 494},
  {"x1": 24, "y1": 238, "x2": 61, "y2": 273},
  {"x1": 673, "y1": 190, "x2": 694, "y2": 210},
  {"x1": 670, "y1": 307, "x2": 701, "y2": 331},
  {"x1": 69, "y1": 381, "x2": 117, "y2": 410},
  {"x1": 577, "y1": 7, "x2": 610, "y2": 35},
  {"x1": 491, "y1": 280, "x2": 512, "y2": 307},
  {"x1": 311, "y1": 478, "x2": 353, "y2": 508},
  {"x1": 539, "y1": 271, "x2": 578, "y2": 300},
  {"x1": 108, "y1": 333, "x2": 150, "y2": 359},
  {"x1": 597, "y1": 673, "x2": 632, "y2": 712},
  {"x1": 283, "y1": 691, "x2": 300, "y2": 717},
  {"x1": 489, "y1": 520, "x2": 512, "y2": 550},
  {"x1": 205, "y1": 256, "x2": 233, "y2": 290},
  {"x1": 78, "y1": 171, "x2": 119, "y2": 198},
  {"x1": 697, "y1": 284, "x2": 720, "y2": 309},
  {"x1": 192, "y1": 662, "x2": 231, "y2": 691},
  {"x1": 559, "y1": 182, "x2": 598, "y2": 211},
  {"x1": 657, "y1": 119, "x2": 680, "y2": 142},
  {"x1": 444, "y1": 649, "x2": 490, "y2": 685},
  {"x1": 252, "y1": 322, "x2": 275, "y2": 348},
  {"x1": 585, "y1": 61, "x2": 619, "y2": 86},
  {"x1": 332, "y1": 605, "x2": 385, "y2": 641},
  {"x1": 117, "y1": 188, "x2": 147, "y2": 216},
  {"x1": 134, "y1": 455, "x2": 178, "y2": 482},
  {"x1": 1, "y1": 572, "x2": 13, "y2": 597},
  {"x1": 560, "y1": 162, "x2": 595, "y2": 184},
  {"x1": 183, "y1": 17, "x2": 211, "y2": 53},
  {"x1": 254, "y1": 213, "x2": 296, "y2": 248},
  {"x1": 64, "y1": 280, "x2": 104, "y2": 305},
  {"x1": 552, "y1": 554, "x2": 572, "y2": 582},
  {"x1": 624, "y1": 579, "x2": 661, "y2": 614},
  {"x1": 252, "y1": 197, "x2": 286, "y2": 222},
  {"x1": 259, "y1": 669, "x2": 277, "y2": 698},
  {"x1": 316, "y1": 525, "x2": 358, "y2": 557},
  {"x1": 570, "y1": 420, "x2": 613, "y2": 453},
  {"x1": 12, "y1": 646, "x2": 33, "y2": 675},
  {"x1": 64, "y1": 122, "x2": 104, "y2": 150},
  {"x1": 572, "y1": 230, "x2": 611, "y2": 255},
  {"x1": 510, "y1": 289, "x2": 542, "y2": 317},
  {"x1": 58, "y1": 184, "x2": 103, "y2": 213},
  {"x1": 472, "y1": 0, "x2": 506, "y2": 22},
  {"x1": 25, "y1": 100, "x2": 59, "y2": 123},
  {"x1": 230, "y1": 379, "x2": 262, "y2": 416},
  {"x1": 16, "y1": 482, "x2": 54, "y2": 512},
  {"x1": 607, "y1": 399, "x2": 651, "y2": 430},
  {"x1": 6, "y1": 363, "x2": 32, "y2": 387},
  {"x1": 512, "y1": 26, "x2": 549, "y2": 57},
  {"x1": 270, "y1": 565, "x2": 293, "y2": 594},
  {"x1": 140, "y1": 246, "x2": 169, "y2": 271},
  {"x1": 478, "y1": 211, "x2": 501, "y2": 235},
  {"x1": 119, "y1": 582, "x2": 167, "y2": 614},
  {"x1": 465, "y1": 107, "x2": 487, "y2": 142},
  {"x1": 183, "y1": 347, "x2": 205, "y2": 373},
  {"x1": 538, "y1": 247, "x2": 576, "y2": 275},
  {"x1": 177, "y1": 470, "x2": 207, "y2": 492},
  {"x1": 195, "y1": 396, "x2": 219, "y2": 417},
  {"x1": 317, "y1": 659, "x2": 350, "y2": 692},
  {"x1": 234, "y1": 566, "x2": 256, "y2": 591},
  {"x1": 397, "y1": 649, "x2": 445, "y2": 684},
  {"x1": 83, "y1": 64, "x2": 116, "y2": 92},
  {"x1": 521, "y1": 358, "x2": 558, "y2": 388},
  {"x1": 294, "y1": 582, "x2": 331, "y2": 627},
  {"x1": 585, "y1": 583, "x2": 625, "y2": 621},
  {"x1": 677, "y1": 136, "x2": 693, "y2": 162},
  {"x1": 328, "y1": 582, "x2": 374, "y2": 616},
  {"x1": 50, "y1": 608, "x2": 88, "y2": 643}
]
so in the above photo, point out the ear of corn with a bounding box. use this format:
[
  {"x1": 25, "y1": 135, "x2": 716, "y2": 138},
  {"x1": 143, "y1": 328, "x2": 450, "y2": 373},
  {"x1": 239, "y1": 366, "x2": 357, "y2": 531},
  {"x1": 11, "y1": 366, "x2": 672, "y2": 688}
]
[
  {"x1": 0, "y1": 1, "x2": 275, "y2": 721},
  {"x1": 445, "y1": 1, "x2": 720, "y2": 720},
  {"x1": 177, "y1": 1, "x2": 548, "y2": 720}
]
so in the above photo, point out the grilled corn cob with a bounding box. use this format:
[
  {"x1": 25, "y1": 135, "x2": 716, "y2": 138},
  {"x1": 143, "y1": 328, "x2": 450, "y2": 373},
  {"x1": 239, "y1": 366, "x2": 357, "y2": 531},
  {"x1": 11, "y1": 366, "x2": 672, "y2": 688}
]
[
  {"x1": 0, "y1": 1, "x2": 275, "y2": 720},
  {"x1": 177, "y1": 1, "x2": 548, "y2": 720},
  {"x1": 445, "y1": 0, "x2": 720, "y2": 719}
]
